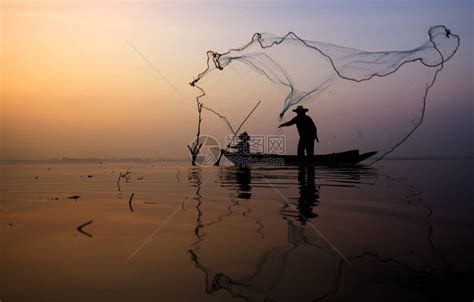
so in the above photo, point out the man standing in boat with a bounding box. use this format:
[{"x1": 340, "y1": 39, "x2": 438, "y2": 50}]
[{"x1": 279, "y1": 105, "x2": 319, "y2": 157}]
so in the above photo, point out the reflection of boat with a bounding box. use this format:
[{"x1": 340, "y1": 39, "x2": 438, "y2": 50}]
[
  {"x1": 223, "y1": 149, "x2": 377, "y2": 166},
  {"x1": 219, "y1": 167, "x2": 252, "y2": 199}
]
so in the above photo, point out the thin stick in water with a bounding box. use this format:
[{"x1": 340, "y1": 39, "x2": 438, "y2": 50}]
[
  {"x1": 117, "y1": 172, "x2": 122, "y2": 192},
  {"x1": 129, "y1": 193, "x2": 135, "y2": 212},
  {"x1": 77, "y1": 220, "x2": 93, "y2": 238}
]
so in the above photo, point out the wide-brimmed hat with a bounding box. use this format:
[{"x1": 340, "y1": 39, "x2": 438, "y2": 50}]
[{"x1": 292, "y1": 105, "x2": 309, "y2": 113}]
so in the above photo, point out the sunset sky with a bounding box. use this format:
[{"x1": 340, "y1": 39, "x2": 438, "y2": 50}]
[{"x1": 1, "y1": 0, "x2": 472, "y2": 159}]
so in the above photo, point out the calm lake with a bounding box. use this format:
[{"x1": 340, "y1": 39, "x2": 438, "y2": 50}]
[{"x1": 1, "y1": 159, "x2": 473, "y2": 301}]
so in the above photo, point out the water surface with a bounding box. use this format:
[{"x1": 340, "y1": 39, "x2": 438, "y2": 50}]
[{"x1": 1, "y1": 160, "x2": 473, "y2": 301}]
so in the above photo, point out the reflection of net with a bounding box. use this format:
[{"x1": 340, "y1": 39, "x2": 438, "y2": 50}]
[
  {"x1": 189, "y1": 218, "x2": 324, "y2": 301},
  {"x1": 189, "y1": 167, "x2": 466, "y2": 301},
  {"x1": 189, "y1": 245, "x2": 293, "y2": 301},
  {"x1": 191, "y1": 26, "x2": 459, "y2": 162}
]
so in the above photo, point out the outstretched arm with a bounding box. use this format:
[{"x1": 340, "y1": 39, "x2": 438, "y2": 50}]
[{"x1": 278, "y1": 117, "x2": 296, "y2": 128}]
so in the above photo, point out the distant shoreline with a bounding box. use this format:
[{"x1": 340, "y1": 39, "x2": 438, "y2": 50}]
[
  {"x1": 1, "y1": 156, "x2": 472, "y2": 165},
  {"x1": 0, "y1": 158, "x2": 189, "y2": 164}
]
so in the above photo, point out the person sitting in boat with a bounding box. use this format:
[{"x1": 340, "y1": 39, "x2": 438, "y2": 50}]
[
  {"x1": 230, "y1": 132, "x2": 251, "y2": 155},
  {"x1": 278, "y1": 105, "x2": 319, "y2": 157}
]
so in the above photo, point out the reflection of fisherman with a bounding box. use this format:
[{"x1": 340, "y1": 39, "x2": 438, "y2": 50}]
[
  {"x1": 297, "y1": 166, "x2": 319, "y2": 224},
  {"x1": 230, "y1": 132, "x2": 251, "y2": 155},
  {"x1": 279, "y1": 105, "x2": 319, "y2": 157}
]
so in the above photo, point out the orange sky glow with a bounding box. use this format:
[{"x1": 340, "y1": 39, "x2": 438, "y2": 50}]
[{"x1": 1, "y1": 0, "x2": 472, "y2": 159}]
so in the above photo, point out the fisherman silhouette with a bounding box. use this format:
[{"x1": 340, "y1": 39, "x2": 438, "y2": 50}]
[
  {"x1": 279, "y1": 105, "x2": 319, "y2": 157},
  {"x1": 230, "y1": 132, "x2": 251, "y2": 155}
]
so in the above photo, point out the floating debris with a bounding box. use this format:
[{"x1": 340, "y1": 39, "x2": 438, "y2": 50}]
[
  {"x1": 76, "y1": 220, "x2": 93, "y2": 238},
  {"x1": 117, "y1": 170, "x2": 132, "y2": 192},
  {"x1": 87, "y1": 175, "x2": 94, "y2": 178},
  {"x1": 129, "y1": 193, "x2": 135, "y2": 212},
  {"x1": 68, "y1": 195, "x2": 80, "y2": 200},
  {"x1": 137, "y1": 176, "x2": 144, "y2": 180}
]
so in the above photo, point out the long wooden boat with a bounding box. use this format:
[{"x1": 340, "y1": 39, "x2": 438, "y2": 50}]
[{"x1": 223, "y1": 149, "x2": 377, "y2": 166}]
